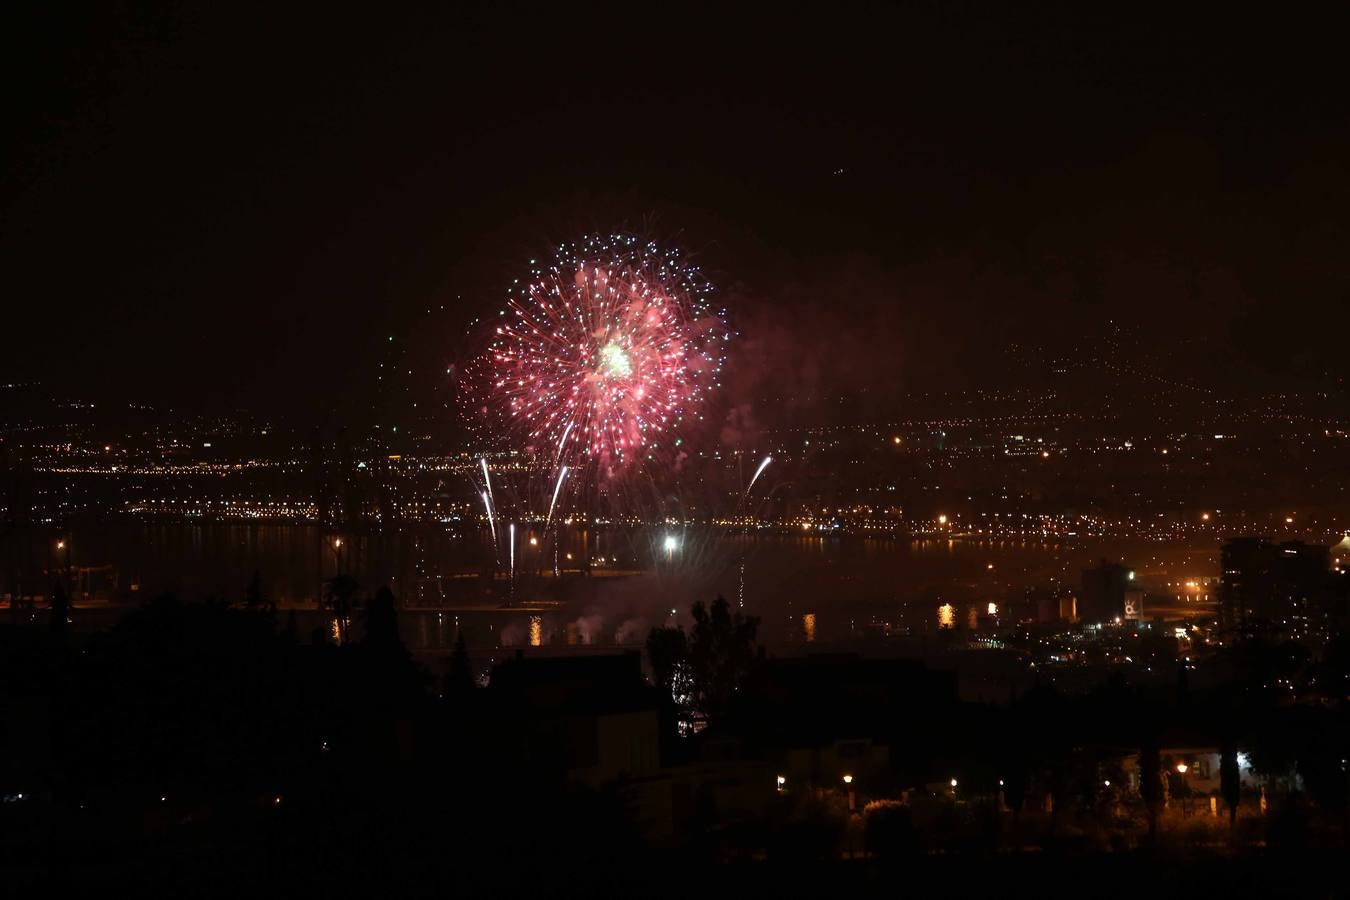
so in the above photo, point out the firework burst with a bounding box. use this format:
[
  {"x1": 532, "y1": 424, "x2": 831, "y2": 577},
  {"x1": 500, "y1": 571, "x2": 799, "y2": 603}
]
[{"x1": 463, "y1": 235, "x2": 729, "y2": 473}]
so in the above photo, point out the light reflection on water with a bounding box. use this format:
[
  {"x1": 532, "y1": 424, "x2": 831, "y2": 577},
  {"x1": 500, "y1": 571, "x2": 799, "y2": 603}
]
[
  {"x1": 6, "y1": 524, "x2": 1218, "y2": 651},
  {"x1": 937, "y1": 603, "x2": 955, "y2": 629}
]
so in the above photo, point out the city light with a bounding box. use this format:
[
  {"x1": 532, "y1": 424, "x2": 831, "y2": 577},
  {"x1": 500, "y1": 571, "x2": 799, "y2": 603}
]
[
  {"x1": 842, "y1": 774, "x2": 853, "y2": 785},
  {"x1": 937, "y1": 603, "x2": 955, "y2": 629},
  {"x1": 663, "y1": 535, "x2": 679, "y2": 553}
]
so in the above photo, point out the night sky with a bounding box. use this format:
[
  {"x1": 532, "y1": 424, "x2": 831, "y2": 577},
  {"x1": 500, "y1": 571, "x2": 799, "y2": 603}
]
[{"x1": 6, "y1": 2, "x2": 1348, "y2": 421}]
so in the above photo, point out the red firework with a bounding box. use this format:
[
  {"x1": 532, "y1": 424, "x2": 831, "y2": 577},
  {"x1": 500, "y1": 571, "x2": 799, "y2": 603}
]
[{"x1": 463, "y1": 236, "x2": 726, "y2": 468}]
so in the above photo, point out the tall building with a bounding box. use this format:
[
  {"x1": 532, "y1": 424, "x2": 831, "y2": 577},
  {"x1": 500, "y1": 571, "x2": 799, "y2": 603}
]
[
  {"x1": 1220, "y1": 538, "x2": 1332, "y2": 640},
  {"x1": 1080, "y1": 560, "x2": 1133, "y2": 624}
]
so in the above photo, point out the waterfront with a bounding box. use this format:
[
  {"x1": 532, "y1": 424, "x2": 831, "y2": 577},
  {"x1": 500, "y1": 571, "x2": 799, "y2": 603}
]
[{"x1": 3, "y1": 522, "x2": 1222, "y2": 648}]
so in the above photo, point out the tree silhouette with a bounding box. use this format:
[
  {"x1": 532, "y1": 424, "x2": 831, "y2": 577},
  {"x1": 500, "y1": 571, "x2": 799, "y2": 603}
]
[
  {"x1": 49, "y1": 582, "x2": 69, "y2": 635},
  {"x1": 647, "y1": 596, "x2": 760, "y2": 730},
  {"x1": 244, "y1": 570, "x2": 272, "y2": 614},
  {"x1": 688, "y1": 595, "x2": 760, "y2": 723},
  {"x1": 1003, "y1": 764, "x2": 1027, "y2": 815},
  {"x1": 324, "y1": 574, "x2": 360, "y2": 645},
  {"x1": 445, "y1": 629, "x2": 474, "y2": 695},
  {"x1": 364, "y1": 585, "x2": 401, "y2": 652},
  {"x1": 647, "y1": 624, "x2": 689, "y2": 698},
  {"x1": 1139, "y1": 741, "x2": 1163, "y2": 840},
  {"x1": 646, "y1": 622, "x2": 694, "y2": 735},
  {"x1": 1220, "y1": 742, "x2": 1241, "y2": 826}
]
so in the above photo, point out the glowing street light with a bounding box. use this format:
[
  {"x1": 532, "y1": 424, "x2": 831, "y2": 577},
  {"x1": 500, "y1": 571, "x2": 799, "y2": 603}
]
[
  {"x1": 937, "y1": 514, "x2": 948, "y2": 526},
  {"x1": 776, "y1": 775, "x2": 786, "y2": 792},
  {"x1": 842, "y1": 774, "x2": 853, "y2": 785},
  {"x1": 1175, "y1": 762, "x2": 1188, "y2": 774}
]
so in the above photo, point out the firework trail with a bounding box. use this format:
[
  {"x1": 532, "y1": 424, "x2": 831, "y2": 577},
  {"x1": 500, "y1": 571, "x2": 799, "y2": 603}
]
[
  {"x1": 745, "y1": 455, "x2": 773, "y2": 495},
  {"x1": 546, "y1": 465, "x2": 570, "y2": 524},
  {"x1": 480, "y1": 457, "x2": 495, "y2": 512},
  {"x1": 480, "y1": 491, "x2": 496, "y2": 542}
]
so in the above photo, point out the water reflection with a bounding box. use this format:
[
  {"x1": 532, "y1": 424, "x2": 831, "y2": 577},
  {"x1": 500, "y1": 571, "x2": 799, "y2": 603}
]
[
  {"x1": 937, "y1": 603, "x2": 955, "y2": 629},
  {"x1": 4, "y1": 523, "x2": 1219, "y2": 649}
]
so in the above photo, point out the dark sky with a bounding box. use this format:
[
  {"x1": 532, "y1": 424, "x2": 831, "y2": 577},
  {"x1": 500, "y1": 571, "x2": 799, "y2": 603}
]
[{"x1": 5, "y1": 2, "x2": 1349, "y2": 422}]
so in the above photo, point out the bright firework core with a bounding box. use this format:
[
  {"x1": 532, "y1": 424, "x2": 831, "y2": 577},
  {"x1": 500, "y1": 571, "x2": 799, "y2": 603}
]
[{"x1": 599, "y1": 341, "x2": 633, "y2": 379}]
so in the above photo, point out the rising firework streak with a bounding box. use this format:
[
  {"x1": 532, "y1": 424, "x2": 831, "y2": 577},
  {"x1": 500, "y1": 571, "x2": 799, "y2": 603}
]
[{"x1": 746, "y1": 455, "x2": 773, "y2": 494}]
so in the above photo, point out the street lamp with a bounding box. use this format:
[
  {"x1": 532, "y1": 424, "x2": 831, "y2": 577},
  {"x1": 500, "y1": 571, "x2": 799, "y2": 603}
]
[
  {"x1": 842, "y1": 774, "x2": 854, "y2": 812},
  {"x1": 776, "y1": 775, "x2": 786, "y2": 792},
  {"x1": 1176, "y1": 762, "x2": 1190, "y2": 816}
]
